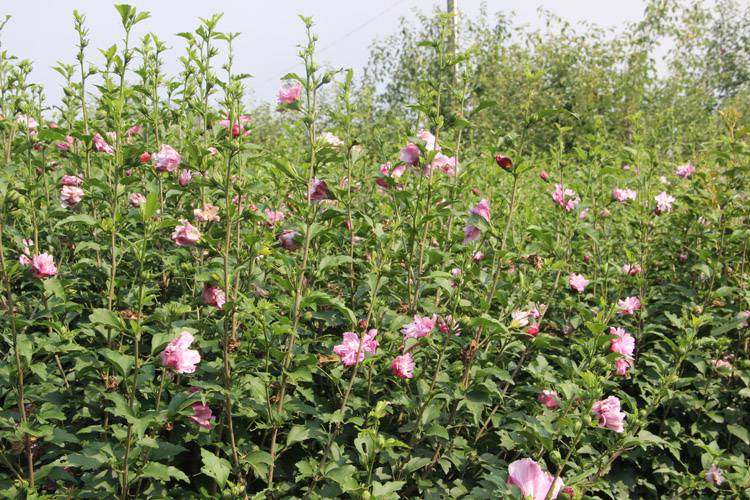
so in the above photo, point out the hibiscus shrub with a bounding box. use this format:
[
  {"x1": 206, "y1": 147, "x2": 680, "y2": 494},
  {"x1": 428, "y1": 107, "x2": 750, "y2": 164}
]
[{"x1": 1, "y1": 4, "x2": 749, "y2": 499}]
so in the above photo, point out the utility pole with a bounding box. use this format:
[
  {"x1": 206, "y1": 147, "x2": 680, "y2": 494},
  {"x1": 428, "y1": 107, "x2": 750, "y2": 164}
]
[
  {"x1": 447, "y1": 0, "x2": 457, "y2": 76},
  {"x1": 446, "y1": 0, "x2": 457, "y2": 121},
  {"x1": 447, "y1": 0, "x2": 456, "y2": 62}
]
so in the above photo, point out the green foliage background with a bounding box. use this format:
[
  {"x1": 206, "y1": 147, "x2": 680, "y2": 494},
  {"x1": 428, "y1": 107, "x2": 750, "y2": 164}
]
[{"x1": 0, "y1": 1, "x2": 748, "y2": 498}]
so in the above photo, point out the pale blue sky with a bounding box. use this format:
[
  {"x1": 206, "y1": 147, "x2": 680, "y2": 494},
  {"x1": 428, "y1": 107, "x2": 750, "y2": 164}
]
[{"x1": 1, "y1": 1, "x2": 650, "y2": 107}]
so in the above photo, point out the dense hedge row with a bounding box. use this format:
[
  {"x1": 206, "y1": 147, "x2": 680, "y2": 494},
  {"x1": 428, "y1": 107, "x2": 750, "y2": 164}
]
[{"x1": 0, "y1": 3, "x2": 749, "y2": 499}]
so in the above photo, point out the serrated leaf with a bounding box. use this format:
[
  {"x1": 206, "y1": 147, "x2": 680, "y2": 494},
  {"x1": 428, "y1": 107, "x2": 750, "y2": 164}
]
[
  {"x1": 55, "y1": 214, "x2": 97, "y2": 229},
  {"x1": 246, "y1": 450, "x2": 273, "y2": 480},
  {"x1": 67, "y1": 447, "x2": 109, "y2": 471},
  {"x1": 425, "y1": 424, "x2": 449, "y2": 440},
  {"x1": 711, "y1": 318, "x2": 743, "y2": 337},
  {"x1": 404, "y1": 456, "x2": 431, "y2": 473},
  {"x1": 286, "y1": 425, "x2": 310, "y2": 447},
  {"x1": 43, "y1": 278, "x2": 66, "y2": 299},
  {"x1": 139, "y1": 462, "x2": 189, "y2": 483},
  {"x1": 372, "y1": 480, "x2": 405, "y2": 498},
  {"x1": 89, "y1": 308, "x2": 124, "y2": 330},
  {"x1": 200, "y1": 448, "x2": 230, "y2": 488},
  {"x1": 325, "y1": 464, "x2": 358, "y2": 491},
  {"x1": 101, "y1": 348, "x2": 134, "y2": 377}
]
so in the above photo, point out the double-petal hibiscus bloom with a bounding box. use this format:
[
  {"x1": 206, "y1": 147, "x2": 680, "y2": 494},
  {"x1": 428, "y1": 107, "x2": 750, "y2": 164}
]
[
  {"x1": 277, "y1": 81, "x2": 302, "y2": 104},
  {"x1": 610, "y1": 327, "x2": 636, "y2": 376},
  {"x1": 654, "y1": 192, "x2": 675, "y2": 214},
  {"x1": 172, "y1": 219, "x2": 202, "y2": 246},
  {"x1": 30, "y1": 253, "x2": 57, "y2": 279},
  {"x1": 612, "y1": 187, "x2": 637, "y2": 202},
  {"x1": 332, "y1": 329, "x2": 379, "y2": 366},
  {"x1": 618, "y1": 296, "x2": 641, "y2": 315},
  {"x1": 676, "y1": 162, "x2": 695, "y2": 178},
  {"x1": 161, "y1": 331, "x2": 201, "y2": 374},
  {"x1": 463, "y1": 199, "x2": 491, "y2": 244},
  {"x1": 538, "y1": 390, "x2": 560, "y2": 410},
  {"x1": 568, "y1": 273, "x2": 589, "y2": 293},
  {"x1": 401, "y1": 314, "x2": 437, "y2": 340},
  {"x1": 154, "y1": 144, "x2": 181, "y2": 173},
  {"x1": 592, "y1": 396, "x2": 626, "y2": 433},
  {"x1": 552, "y1": 184, "x2": 580, "y2": 212},
  {"x1": 202, "y1": 284, "x2": 226, "y2": 309},
  {"x1": 390, "y1": 353, "x2": 415, "y2": 379}
]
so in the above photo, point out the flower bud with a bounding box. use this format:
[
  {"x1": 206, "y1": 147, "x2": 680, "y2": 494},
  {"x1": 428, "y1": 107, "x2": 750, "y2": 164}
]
[{"x1": 494, "y1": 155, "x2": 513, "y2": 171}]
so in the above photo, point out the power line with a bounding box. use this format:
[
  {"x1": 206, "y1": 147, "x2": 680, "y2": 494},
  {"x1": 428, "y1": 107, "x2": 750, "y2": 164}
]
[
  {"x1": 260, "y1": 0, "x2": 408, "y2": 85},
  {"x1": 318, "y1": 0, "x2": 406, "y2": 55}
]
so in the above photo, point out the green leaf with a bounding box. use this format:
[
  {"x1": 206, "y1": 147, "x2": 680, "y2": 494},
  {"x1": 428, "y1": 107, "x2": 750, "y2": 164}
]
[
  {"x1": 89, "y1": 308, "x2": 124, "y2": 330},
  {"x1": 166, "y1": 392, "x2": 192, "y2": 417},
  {"x1": 51, "y1": 428, "x2": 80, "y2": 445},
  {"x1": 37, "y1": 128, "x2": 66, "y2": 141},
  {"x1": 139, "y1": 462, "x2": 189, "y2": 483},
  {"x1": 453, "y1": 116, "x2": 473, "y2": 129},
  {"x1": 711, "y1": 286, "x2": 735, "y2": 298},
  {"x1": 17, "y1": 423, "x2": 52, "y2": 438},
  {"x1": 295, "y1": 459, "x2": 315, "y2": 479},
  {"x1": 150, "y1": 331, "x2": 173, "y2": 355},
  {"x1": 471, "y1": 100, "x2": 497, "y2": 116},
  {"x1": 138, "y1": 436, "x2": 158, "y2": 449},
  {"x1": 141, "y1": 191, "x2": 158, "y2": 220},
  {"x1": 711, "y1": 318, "x2": 743, "y2": 337},
  {"x1": 150, "y1": 442, "x2": 188, "y2": 461},
  {"x1": 16, "y1": 334, "x2": 33, "y2": 365},
  {"x1": 404, "y1": 456, "x2": 431, "y2": 473},
  {"x1": 43, "y1": 278, "x2": 66, "y2": 299},
  {"x1": 200, "y1": 448, "x2": 230, "y2": 488},
  {"x1": 246, "y1": 450, "x2": 273, "y2": 480},
  {"x1": 114, "y1": 4, "x2": 134, "y2": 27},
  {"x1": 67, "y1": 446, "x2": 110, "y2": 471},
  {"x1": 286, "y1": 425, "x2": 311, "y2": 447},
  {"x1": 67, "y1": 453, "x2": 105, "y2": 470},
  {"x1": 101, "y1": 348, "x2": 134, "y2": 377},
  {"x1": 301, "y1": 290, "x2": 357, "y2": 326},
  {"x1": 372, "y1": 481, "x2": 406, "y2": 498},
  {"x1": 369, "y1": 400, "x2": 391, "y2": 420},
  {"x1": 267, "y1": 159, "x2": 300, "y2": 182},
  {"x1": 728, "y1": 424, "x2": 749, "y2": 444},
  {"x1": 280, "y1": 72, "x2": 303, "y2": 82},
  {"x1": 104, "y1": 393, "x2": 135, "y2": 420},
  {"x1": 318, "y1": 255, "x2": 355, "y2": 274},
  {"x1": 636, "y1": 429, "x2": 666, "y2": 448},
  {"x1": 425, "y1": 424, "x2": 449, "y2": 440},
  {"x1": 308, "y1": 222, "x2": 327, "y2": 241},
  {"x1": 417, "y1": 40, "x2": 438, "y2": 49},
  {"x1": 134, "y1": 11, "x2": 151, "y2": 24},
  {"x1": 55, "y1": 214, "x2": 97, "y2": 229},
  {"x1": 325, "y1": 464, "x2": 358, "y2": 492}
]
